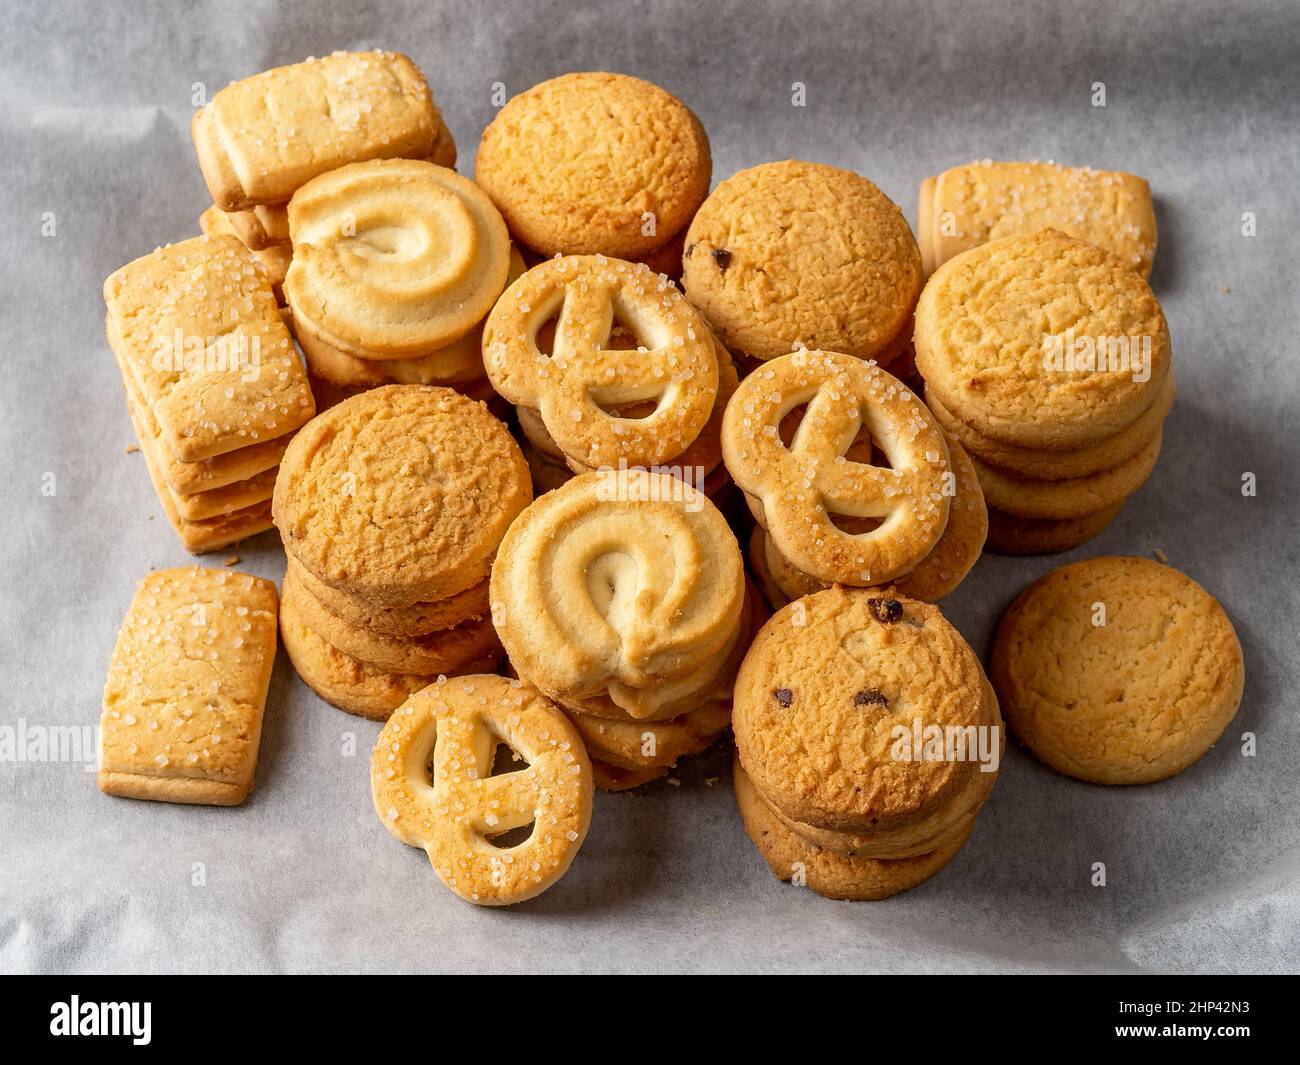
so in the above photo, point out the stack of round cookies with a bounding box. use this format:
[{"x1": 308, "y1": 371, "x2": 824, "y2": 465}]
[
  {"x1": 282, "y1": 159, "x2": 520, "y2": 411},
  {"x1": 490, "y1": 468, "x2": 752, "y2": 789},
  {"x1": 683, "y1": 160, "x2": 922, "y2": 374},
  {"x1": 722, "y1": 350, "x2": 988, "y2": 608},
  {"x1": 732, "y1": 588, "x2": 1003, "y2": 900},
  {"x1": 482, "y1": 254, "x2": 736, "y2": 504},
  {"x1": 273, "y1": 385, "x2": 532, "y2": 719},
  {"x1": 476, "y1": 72, "x2": 710, "y2": 278},
  {"x1": 915, "y1": 230, "x2": 1173, "y2": 554}
]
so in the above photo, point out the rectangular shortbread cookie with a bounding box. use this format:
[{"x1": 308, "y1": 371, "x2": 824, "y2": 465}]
[
  {"x1": 215, "y1": 201, "x2": 290, "y2": 251},
  {"x1": 198, "y1": 207, "x2": 291, "y2": 299},
  {"x1": 99, "y1": 566, "x2": 278, "y2": 805},
  {"x1": 192, "y1": 50, "x2": 437, "y2": 210},
  {"x1": 103, "y1": 234, "x2": 314, "y2": 462}
]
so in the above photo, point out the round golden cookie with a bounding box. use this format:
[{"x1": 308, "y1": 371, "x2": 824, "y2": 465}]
[
  {"x1": 722, "y1": 349, "x2": 951, "y2": 586},
  {"x1": 285, "y1": 159, "x2": 511, "y2": 358},
  {"x1": 984, "y1": 503, "x2": 1123, "y2": 556},
  {"x1": 483, "y1": 254, "x2": 718, "y2": 469},
  {"x1": 991, "y1": 557, "x2": 1245, "y2": 784},
  {"x1": 273, "y1": 385, "x2": 531, "y2": 608},
  {"x1": 280, "y1": 584, "x2": 497, "y2": 720},
  {"x1": 284, "y1": 563, "x2": 501, "y2": 675},
  {"x1": 733, "y1": 587, "x2": 993, "y2": 834},
  {"x1": 568, "y1": 697, "x2": 731, "y2": 771},
  {"x1": 475, "y1": 72, "x2": 711, "y2": 260},
  {"x1": 733, "y1": 758, "x2": 974, "y2": 901},
  {"x1": 914, "y1": 229, "x2": 1172, "y2": 449},
  {"x1": 927, "y1": 370, "x2": 1175, "y2": 480},
  {"x1": 298, "y1": 246, "x2": 526, "y2": 388},
  {"x1": 491, "y1": 468, "x2": 745, "y2": 698},
  {"x1": 682, "y1": 160, "x2": 921, "y2": 363},
  {"x1": 591, "y1": 758, "x2": 669, "y2": 792},
  {"x1": 371, "y1": 675, "x2": 593, "y2": 905},
  {"x1": 969, "y1": 428, "x2": 1162, "y2": 520},
  {"x1": 287, "y1": 558, "x2": 490, "y2": 639}
]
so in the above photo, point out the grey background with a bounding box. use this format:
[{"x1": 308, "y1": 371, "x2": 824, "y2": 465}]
[{"x1": 2, "y1": 0, "x2": 1297, "y2": 974}]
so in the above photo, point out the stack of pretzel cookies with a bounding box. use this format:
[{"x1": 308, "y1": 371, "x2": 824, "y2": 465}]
[{"x1": 98, "y1": 53, "x2": 1247, "y2": 912}]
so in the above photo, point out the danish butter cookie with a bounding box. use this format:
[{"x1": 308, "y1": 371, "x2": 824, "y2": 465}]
[
  {"x1": 733, "y1": 588, "x2": 992, "y2": 834},
  {"x1": 491, "y1": 469, "x2": 745, "y2": 697},
  {"x1": 371, "y1": 675, "x2": 593, "y2": 905},
  {"x1": 273, "y1": 385, "x2": 531, "y2": 607},
  {"x1": 591, "y1": 759, "x2": 669, "y2": 792},
  {"x1": 193, "y1": 51, "x2": 440, "y2": 210},
  {"x1": 722, "y1": 350, "x2": 951, "y2": 586},
  {"x1": 984, "y1": 503, "x2": 1122, "y2": 556},
  {"x1": 991, "y1": 557, "x2": 1244, "y2": 784},
  {"x1": 199, "y1": 207, "x2": 291, "y2": 298},
  {"x1": 99, "y1": 567, "x2": 277, "y2": 805},
  {"x1": 104, "y1": 235, "x2": 315, "y2": 462},
  {"x1": 569, "y1": 698, "x2": 731, "y2": 771},
  {"x1": 476, "y1": 72, "x2": 710, "y2": 260},
  {"x1": 682, "y1": 160, "x2": 921, "y2": 363},
  {"x1": 914, "y1": 230, "x2": 1171, "y2": 449},
  {"x1": 285, "y1": 160, "x2": 511, "y2": 357}
]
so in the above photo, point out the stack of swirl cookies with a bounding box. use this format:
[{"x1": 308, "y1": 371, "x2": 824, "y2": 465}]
[
  {"x1": 192, "y1": 51, "x2": 457, "y2": 304},
  {"x1": 732, "y1": 588, "x2": 1002, "y2": 900},
  {"x1": 273, "y1": 385, "x2": 532, "y2": 720},
  {"x1": 283, "y1": 158, "x2": 520, "y2": 411},
  {"x1": 722, "y1": 349, "x2": 987, "y2": 607},
  {"x1": 490, "y1": 468, "x2": 755, "y2": 790},
  {"x1": 915, "y1": 230, "x2": 1173, "y2": 554},
  {"x1": 482, "y1": 254, "x2": 736, "y2": 504}
]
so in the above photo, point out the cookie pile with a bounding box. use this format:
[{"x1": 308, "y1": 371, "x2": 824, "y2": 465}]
[
  {"x1": 490, "y1": 469, "x2": 752, "y2": 788},
  {"x1": 273, "y1": 385, "x2": 532, "y2": 719},
  {"x1": 732, "y1": 588, "x2": 1003, "y2": 900},
  {"x1": 915, "y1": 230, "x2": 1173, "y2": 554},
  {"x1": 482, "y1": 254, "x2": 736, "y2": 502},
  {"x1": 283, "y1": 159, "x2": 522, "y2": 409},
  {"x1": 192, "y1": 51, "x2": 456, "y2": 305},
  {"x1": 723, "y1": 350, "x2": 988, "y2": 606},
  {"x1": 103, "y1": 235, "x2": 316, "y2": 552},
  {"x1": 476, "y1": 72, "x2": 711, "y2": 277}
]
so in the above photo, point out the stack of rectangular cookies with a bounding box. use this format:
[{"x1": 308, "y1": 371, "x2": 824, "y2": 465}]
[
  {"x1": 103, "y1": 234, "x2": 316, "y2": 552},
  {"x1": 191, "y1": 50, "x2": 457, "y2": 305}
]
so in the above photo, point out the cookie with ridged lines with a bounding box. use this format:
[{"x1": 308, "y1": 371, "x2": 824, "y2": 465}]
[
  {"x1": 927, "y1": 370, "x2": 1173, "y2": 482},
  {"x1": 476, "y1": 72, "x2": 710, "y2": 260},
  {"x1": 969, "y1": 427, "x2": 1161, "y2": 520},
  {"x1": 991, "y1": 556, "x2": 1244, "y2": 784},
  {"x1": 733, "y1": 587, "x2": 992, "y2": 834},
  {"x1": 273, "y1": 385, "x2": 531, "y2": 607},
  {"x1": 734, "y1": 758, "x2": 974, "y2": 901},
  {"x1": 984, "y1": 503, "x2": 1123, "y2": 556},
  {"x1": 682, "y1": 160, "x2": 921, "y2": 363},
  {"x1": 569, "y1": 696, "x2": 731, "y2": 771},
  {"x1": 914, "y1": 229, "x2": 1171, "y2": 449}
]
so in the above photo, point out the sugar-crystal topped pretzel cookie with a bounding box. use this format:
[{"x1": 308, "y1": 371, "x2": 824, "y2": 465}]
[
  {"x1": 722, "y1": 350, "x2": 951, "y2": 585},
  {"x1": 285, "y1": 159, "x2": 511, "y2": 358},
  {"x1": 482, "y1": 255, "x2": 718, "y2": 468},
  {"x1": 491, "y1": 469, "x2": 745, "y2": 696},
  {"x1": 371, "y1": 675, "x2": 593, "y2": 905}
]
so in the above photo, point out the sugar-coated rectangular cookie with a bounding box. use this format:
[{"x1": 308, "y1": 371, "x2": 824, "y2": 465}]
[
  {"x1": 193, "y1": 51, "x2": 438, "y2": 210},
  {"x1": 198, "y1": 207, "x2": 291, "y2": 299},
  {"x1": 103, "y1": 234, "x2": 314, "y2": 462},
  {"x1": 99, "y1": 567, "x2": 278, "y2": 805},
  {"x1": 921, "y1": 161, "x2": 1157, "y2": 276}
]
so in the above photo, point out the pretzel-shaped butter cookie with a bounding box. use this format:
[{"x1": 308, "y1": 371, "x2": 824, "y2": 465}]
[
  {"x1": 371, "y1": 675, "x2": 593, "y2": 906},
  {"x1": 491, "y1": 469, "x2": 745, "y2": 697},
  {"x1": 722, "y1": 350, "x2": 951, "y2": 585},
  {"x1": 482, "y1": 255, "x2": 718, "y2": 468},
  {"x1": 285, "y1": 159, "x2": 511, "y2": 358}
]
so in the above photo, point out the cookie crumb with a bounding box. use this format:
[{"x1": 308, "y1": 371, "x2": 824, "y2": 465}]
[
  {"x1": 867, "y1": 597, "x2": 903, "y2": 624},
  {"x1": 124, "y1": 444, "x2": 140, "y2": 454},
  {"x1": 1153, "y1": 548, "x2": 1168, "y2": 563},
  {"x1": 773, "y1": 687, "x2": 793, "y2": 707},
  {"x1": 223, "y1": 555, "x2": 241, "y2": 567},
  {"x1": 711, "y1": 248, "x2": 733, "y2": 271},
  {"x1": 704, "y1": 776, "x2": 718, "y2": 787},
  {"x1": 1220, "y1": 285, "x2": 1232, "y2": 294}
]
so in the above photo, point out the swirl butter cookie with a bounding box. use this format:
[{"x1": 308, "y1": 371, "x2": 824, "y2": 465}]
[
  {"x1": 285, "y1": 160, "x2": 511, "y2": 358},
  {"x1": 475, "y1": 72, "x2": 711, "y2": 260},
  {"x1": 682, "y1": 160, "x2": 921, "y2": 364},
  {"x1": 371, "y1": 675, "x2": 593, "y2": 905},
  {"x1": 273, "y1": 385, "x2": 531, "y2": 607},
  {"x1": 733, "y1": 588, "x2": 996, "y2": 835},
  {"x1": 722, "y1": 350, "x2": 951, "y2": 586},
  {"x1": 491, "y1": 469, "x2": 745, "y2": 697},
  {"x1": 991, "y1": 557, "x2": 1244, "y2": 784},
  {"x1": 483, "y1": 255, "x2": 719, "y2": 469},
  {"x1": 914, "y1": 230, "x2": 1171, "y2": 449}
]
